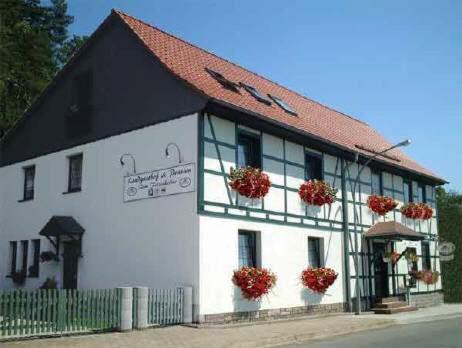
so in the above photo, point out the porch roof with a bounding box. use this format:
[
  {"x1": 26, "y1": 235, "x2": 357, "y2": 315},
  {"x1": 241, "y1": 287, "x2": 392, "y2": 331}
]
[
  {"x1": 365, "y1": 221, "x2": 426, "y2": 241},
  {"x1": 38, "y1": 216, "x2": 85, "y2": 238}
]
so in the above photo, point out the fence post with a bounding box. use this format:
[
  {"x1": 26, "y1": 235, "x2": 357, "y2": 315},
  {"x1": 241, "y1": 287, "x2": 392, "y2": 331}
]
[
  {"x1": 182, "y1": 286, "x2": 193, "y2": 324},
  {"x1": 118, "y1": 287, "x2": 133, "y2": 332},
  {"x1": 134, "y1": 287, "x2": 148, "y2": 329}
]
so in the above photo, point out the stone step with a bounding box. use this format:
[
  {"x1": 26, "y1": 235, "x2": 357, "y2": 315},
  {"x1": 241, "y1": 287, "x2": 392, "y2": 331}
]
[
  {"x1": 372, "y1": 306, "x2": 418, "y2": 314},
  {"x1": 374, "y1": 301, "x2": 408, "y2": 309},
  {"x1": 376, "y1": 296, "x2": 403, "y2": 304}
]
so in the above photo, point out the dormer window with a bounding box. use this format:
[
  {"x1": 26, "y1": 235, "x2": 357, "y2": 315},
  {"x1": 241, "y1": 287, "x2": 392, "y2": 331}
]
[
  {"x1": 205, "y1": 68, "x2": 239, "y2": 92},
  {"x1": 240, "y1": 83, "x2": 272, "y2": 105},
  {"x1": 268, "y1": 94, "x2": 297, "y2": 115}
]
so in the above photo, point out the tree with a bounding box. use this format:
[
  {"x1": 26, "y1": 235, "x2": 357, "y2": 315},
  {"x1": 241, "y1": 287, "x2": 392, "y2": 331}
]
[
  {"x1": 436, "y1": 186, "x2": 462, "y2": 302},
  {"x1": 0, "y1": 0, "x2": 86, "y2": 136}
]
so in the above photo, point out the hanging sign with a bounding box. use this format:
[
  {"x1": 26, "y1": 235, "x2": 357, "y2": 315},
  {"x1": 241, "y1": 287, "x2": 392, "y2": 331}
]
[
  {"x1": 123, "y1": 163, "x2": 195, "y2": 202},
  {"x1": 439, "y1": 242, "x2": 456, "y2": 262}
]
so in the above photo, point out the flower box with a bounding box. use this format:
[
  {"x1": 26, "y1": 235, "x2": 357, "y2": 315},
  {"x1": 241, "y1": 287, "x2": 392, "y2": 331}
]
[
  {"x1": 367, "y1": 195, "x2": 398, "y2": 216},
  {"x1": 400, "y1": 203, "x2": 433, "y2": 220},
  {"x1": 298, "y1": 180, "x2": 338, "y2": 206},
  {"x1": 301, "y1": 267, "x2": 338, "y2": 294},
  {"x1": 40, "y1": 251, "x2": 59, "y2": 262},
  {"x1": 232, "y1": 267, "x2": 277, "y2": 301},
  {"x1": 229, "y1": 167, "x2": 271, "y2": 199}
]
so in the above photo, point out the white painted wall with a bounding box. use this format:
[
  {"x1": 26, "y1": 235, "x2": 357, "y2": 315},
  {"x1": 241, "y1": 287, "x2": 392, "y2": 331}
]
[
  {"x1": 198, "y1": 215, "x2": 345, "y2": 316},
  {"x1": 0, "y1": 115, "x2": 200, "y2": 299}
]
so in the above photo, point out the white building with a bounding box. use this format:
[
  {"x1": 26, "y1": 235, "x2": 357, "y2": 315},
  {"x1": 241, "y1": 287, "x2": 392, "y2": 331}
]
[{"x1": 0, "y1": 10, "x2": 445, "y2": 323}]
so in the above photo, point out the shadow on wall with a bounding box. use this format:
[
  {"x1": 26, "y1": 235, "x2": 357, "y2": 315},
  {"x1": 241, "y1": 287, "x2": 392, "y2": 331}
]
[
  {"x1": 300, "y1": 288, "x2": 323, "y2": 306},
  {"x1": 233, "y1": 286, "x2": 261, "y2": 313}
]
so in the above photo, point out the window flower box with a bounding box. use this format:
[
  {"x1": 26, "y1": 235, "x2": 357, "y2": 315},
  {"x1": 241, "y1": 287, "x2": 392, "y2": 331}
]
[
  {"x1": 367, "y1": 195, "x2": 398, "y2": 216},
  {"x1": 400, "y1": 202, "x2": 433, "y2": 220},
  {"x1": 298, "y1": 180, "x2": 337, "y2": 207},
  {"x1": 229, "y1": 167, "x2": 271, "y2": 199},
  {"x1": 232, "y1": 267, "x2": 277, "y2": 301},
  {"x1": 301, "y1": 267, "x2": 338, "y2": 294}
]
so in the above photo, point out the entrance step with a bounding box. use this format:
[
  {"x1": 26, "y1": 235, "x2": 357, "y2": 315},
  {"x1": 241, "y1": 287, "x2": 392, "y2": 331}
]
[
  {"x1": 376, "y1": 296, "x2": 403, "y2": 304},
  {"x1": 372, "y1": 305, "x2": 418, "y2": 314},
  {"x1": 374, "y1": 301, "x2": 408, "y2": 309}
]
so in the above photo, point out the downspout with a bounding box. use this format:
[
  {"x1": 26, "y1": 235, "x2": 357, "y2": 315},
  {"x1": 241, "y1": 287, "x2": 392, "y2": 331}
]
[{"x1": 341, "y1": 158, "x2": 352, "y2": 311}]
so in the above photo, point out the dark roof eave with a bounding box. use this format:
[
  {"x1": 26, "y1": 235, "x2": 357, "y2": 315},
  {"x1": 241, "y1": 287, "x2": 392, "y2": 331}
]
[{"x1": 206, "y1": 99, "x2": 447, "y2": 185}]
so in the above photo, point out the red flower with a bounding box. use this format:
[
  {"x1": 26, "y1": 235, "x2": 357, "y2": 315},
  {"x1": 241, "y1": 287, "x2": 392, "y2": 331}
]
[
  {"x1": 367, "y1": 195, "x2": 398, "y2": 216},
  {"x1": 232, "y1": 267, "x2": 277, "y2": 301},
  {"x1": 298, "y1": 180, "x2": 338, "y2": 206},
  {"x1": 229, "y1": 167, "x2": 271, "y2": 199},
  {"x1": 301, "y1": 267, "x2": 338, "y2": 294},
  {"x1": 401, "y1": 203, "x2": 433, "y2": 220}
]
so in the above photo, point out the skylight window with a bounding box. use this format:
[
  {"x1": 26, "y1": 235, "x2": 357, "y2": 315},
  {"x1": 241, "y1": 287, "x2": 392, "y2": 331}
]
[
  {"x1": 268, "y1": 94, "x2": 297, "y2": 115},
  {"x1": 205, "y1": 68, "x2": 239, "y2": 92},
  {"x1": 240, "y1": 83, "x2": 272, "y2": 105}
]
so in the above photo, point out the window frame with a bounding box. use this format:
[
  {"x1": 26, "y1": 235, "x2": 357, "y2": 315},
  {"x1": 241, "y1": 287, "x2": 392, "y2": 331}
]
[
  {"x1": 29, "y1": 239, "x2": 41, "y2": 278},
  {"x1": 417, "y1": 184, "x2": 426, "y2": 203},
  {"x1": 238, "y1": 230, "x2": 258, "y2": 268},
  {"x1": 240, "y1": 83, "x2": 272, "y2": 105},
  {"x1": 421, "y1": 242, "x2": 431, "y2": 270},
  {"x1": 237, "y1": 130, "x2": 262, "y2": 169},
  {"x1": 305, "y1": 152, "x2": 323, "y2": 181},
  {"x1": 205, "y1": 68, "x2": 239, "y2": 92},
  {"x1": 9, "y1": 241, "x2": 17, "y2": 276},
  {"x1": 20, "y1": 240, "x2": 29, "y2": 275},
  {"x1": 22, "y1": 165, "x2": 35, "y2": 201},
  {"x1": 371, "y1": 170, "x2": 383, "y2": 196},
  {"x1": 268, "y1": 94, "x2": 297, "y2": 115},
  {"x1": 403, "y1": 180, "x2": 413, "y2": 204},
  {"x1": 66, "y1": 153, "x2": 83, "y2": 193},
  {"x1": 307, "y1": 237, "x2": 323, "y2": 268}
]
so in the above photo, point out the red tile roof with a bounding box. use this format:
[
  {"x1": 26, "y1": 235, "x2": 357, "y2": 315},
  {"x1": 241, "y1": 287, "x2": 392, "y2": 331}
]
[{"x1": 114, "y1": 10, "x2": 443, "y2": 183}]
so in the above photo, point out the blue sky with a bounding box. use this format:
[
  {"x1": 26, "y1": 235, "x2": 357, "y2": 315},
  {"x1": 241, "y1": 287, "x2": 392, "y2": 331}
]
[{"x1": 67, "y1": 0, "x2": 461, "y2": 191}]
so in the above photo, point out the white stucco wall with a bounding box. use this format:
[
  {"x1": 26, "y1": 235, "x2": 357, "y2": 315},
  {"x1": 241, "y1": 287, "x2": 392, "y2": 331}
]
[
  {"x1": 0, "y1": 114, "x2": 200, "y2": 297},
  {"x1": 198, "y1": 215, "x2": 345, "y2": 316}
]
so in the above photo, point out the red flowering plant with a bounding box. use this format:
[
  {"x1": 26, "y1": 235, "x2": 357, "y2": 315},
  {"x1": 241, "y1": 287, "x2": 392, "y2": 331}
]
[
  {"x1": 400, "y1": 203, "x2": 433, "y2": 220},
  {"x1": 298, "y1": 180, "x2": 338, "y2": 206},
  {"x1": 383, "y1": 251, "x2": 401, "y2": 264},
  {"x1": 367, "y1": 195, "x2": 398, "y2": 216},
  {"x1": 301, "y1": 267, "x2": 338, "y2": 294},
  {"x1": 229, "y1": 167, "x2": 271, "y2": 199},
  {"x1": 232, "y1": 267, "x2": 277, "y2": 301},
  {"x1": 409, "y1": 270, "x2": 439, "y2": 285}
]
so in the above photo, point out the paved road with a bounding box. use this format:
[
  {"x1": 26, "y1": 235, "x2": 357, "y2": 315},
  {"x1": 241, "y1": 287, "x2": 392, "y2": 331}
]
[{"x1": 281, "y1": 317, "x2": 462, "y2": 348}]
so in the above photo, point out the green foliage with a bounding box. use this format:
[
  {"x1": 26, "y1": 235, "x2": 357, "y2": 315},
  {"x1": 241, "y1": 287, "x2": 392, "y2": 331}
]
[
  {"x1": 0, "y1": 0, "x2": 87, "y2": 135},
  {"x1": 437, "y1": 186, "x2": 462, "y2": 302}
]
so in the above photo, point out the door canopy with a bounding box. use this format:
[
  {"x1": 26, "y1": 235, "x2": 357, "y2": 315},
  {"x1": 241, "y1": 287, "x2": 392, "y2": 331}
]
[{"x1": 365, "y1": 221, "x2": 426, "y2": 241}]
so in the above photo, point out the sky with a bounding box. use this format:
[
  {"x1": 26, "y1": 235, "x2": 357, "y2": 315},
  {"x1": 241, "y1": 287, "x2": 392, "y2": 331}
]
[{"x1": 66, "y1": 0, "x2": 462, "y2": 191}]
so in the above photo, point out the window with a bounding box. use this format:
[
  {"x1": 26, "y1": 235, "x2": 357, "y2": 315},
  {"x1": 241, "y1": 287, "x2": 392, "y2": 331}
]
[
  {"x1": 308, "y1": 237, "x2": 322, "y2": 268},
  {"x1": 205, "y1": 68, "x2": 239, "y2": 92},
  {"x1": 240, "y1": 83, "x2": 272, "y2": 105},
  {"x1": 29, "y1": 239, "x2": 40, "y2": 277},
  {"x1": 67, "y1": 70, "x2": 93, "y2": 137},
  {"x1": 23, "y1": 166, "x2": 35, "y2": 201},
  {"x1": 371, "y1": 171, "x2": 382, "y2": 195},
  {"x1": 9, "y1": 241, "x2": 17, "y2": 275},
  {"x1": 418, "y1": 184, "x2": 426, "y2": 203},
  {"x1": 20, "y1": 240, "x2": 28, "y2": 274},
  {"x1": 237, "y1": 132, "x2": 261, "y2": 168},
  {"x1": 67, "y1": 154, "x2": 83, "y2": 192},
  {"x1": 238, "y1": 231, "x2": 257, "y2": 268},
  {"x1": 408, "y1": 247, "x2": 418, "y2": 271},
  {"x1": 305, "y1": 153, "x2": 322, "y2": 181},
  {"x1": 421, "y1": 242, "x2": 431, "y2": 270},
  {"x1": 403, "y1": 180, "x2": 412, "y2": 203},
  {"x1": 268, "y1": 95, "x2": 297, "y2": 115}
]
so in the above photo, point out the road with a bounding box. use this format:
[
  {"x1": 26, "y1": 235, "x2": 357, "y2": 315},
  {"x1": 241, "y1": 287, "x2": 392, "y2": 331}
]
[{"x1": 281, "y1": 317, "x2": 462, "y2": 348}]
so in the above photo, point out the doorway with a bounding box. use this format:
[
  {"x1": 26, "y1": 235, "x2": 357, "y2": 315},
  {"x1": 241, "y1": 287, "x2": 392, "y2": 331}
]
[
  {"x1": 373, "y1": 242, "x2": 389, "y2": 299},
  {"x1": 63, "y1": 242, "x2": 79, "y2": 289}
]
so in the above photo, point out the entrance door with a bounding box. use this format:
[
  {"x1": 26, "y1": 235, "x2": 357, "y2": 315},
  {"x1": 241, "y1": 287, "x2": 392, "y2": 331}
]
[
  {"x1": 373, "y1": 242, "x2": 389, "y2": 299},
  {"x1": 63, "y1": 242, "x2": 79, "y2": 289}
]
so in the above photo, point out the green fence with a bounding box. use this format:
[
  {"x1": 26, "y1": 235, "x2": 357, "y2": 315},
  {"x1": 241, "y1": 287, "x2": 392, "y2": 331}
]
[
  {"x1": 0, "y1": 289, "x2": 120, "y2": 338},
  {"x1": 147, "y1": 288, "x2": 184, "y2": 325}
]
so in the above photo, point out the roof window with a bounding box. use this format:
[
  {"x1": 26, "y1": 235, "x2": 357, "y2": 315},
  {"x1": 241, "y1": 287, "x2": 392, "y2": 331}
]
[
  {"x1": 240, "y1": 83, "x2": 272, "y2": 105},
  {"x1": 268, "y1": 94, "x2": 297, "y2": 115},
  {"x1": 205, "y1": 68, "x2": 239, "y2": 92}
]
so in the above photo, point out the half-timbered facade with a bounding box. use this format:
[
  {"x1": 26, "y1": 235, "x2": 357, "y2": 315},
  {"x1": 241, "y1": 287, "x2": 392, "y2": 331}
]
[{"x1": 0, "y1": 10, "x2": 445, "y2": 323}]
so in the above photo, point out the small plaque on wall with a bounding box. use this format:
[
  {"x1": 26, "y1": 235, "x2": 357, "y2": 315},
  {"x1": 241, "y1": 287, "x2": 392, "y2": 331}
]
[{"x1": 123, "y1": 163, "x2": 195, "y2": 202}]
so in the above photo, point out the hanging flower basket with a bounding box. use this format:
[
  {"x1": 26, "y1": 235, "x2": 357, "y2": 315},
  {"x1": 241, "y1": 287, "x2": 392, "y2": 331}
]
[
  {"x1": 40, "y1": 251, "x2": 59, "y2": 262},
  {"x1": 409, "y1": 270, "x2": 439, "y2": 285},
  {"x1": 301, "y1": 267, "x2": 338, "y2": 294},
  {"x1": 404, "y1": 250, "x2": 419, "y2": 263},
  {"x1": 367, "y1": 195, "x2": 398, "y2": 216},
  {"x1": 383, "y1": 251, "x2": 400, "y2": 264},
  {"x1": 229, "y1": 167, "x2": 271, "y2": 199},
  {"x1": 400, "y1": 203, "x2": 433, "y2": 220},
  {"x1": 298, "y1": 180, "x2": 338, "y2": 206},
  {"x1": 232, "y1": 267, "x2": 277, "y2": 301}
]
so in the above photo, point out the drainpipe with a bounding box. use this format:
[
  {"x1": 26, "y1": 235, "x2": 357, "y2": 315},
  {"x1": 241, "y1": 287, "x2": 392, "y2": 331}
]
[{"x1": 341, "y1": 158, "x2": 352, "y2": 311}]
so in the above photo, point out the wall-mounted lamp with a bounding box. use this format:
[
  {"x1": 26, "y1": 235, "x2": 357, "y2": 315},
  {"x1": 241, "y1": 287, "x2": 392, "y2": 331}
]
[
  {"x1": 165, "y1": 142, "x2": 183, "y2": 163},
  {"x1": 120, "y1": 153, "x2": 137, "y2": 175}
]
